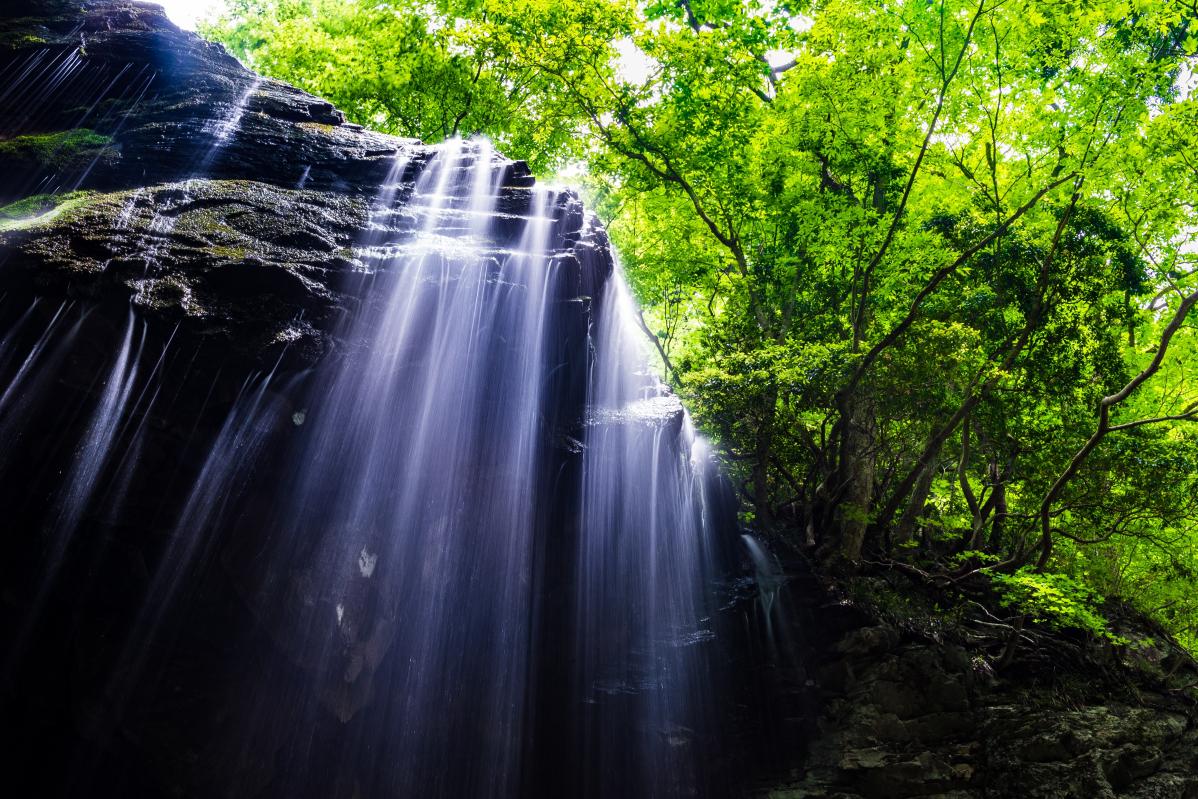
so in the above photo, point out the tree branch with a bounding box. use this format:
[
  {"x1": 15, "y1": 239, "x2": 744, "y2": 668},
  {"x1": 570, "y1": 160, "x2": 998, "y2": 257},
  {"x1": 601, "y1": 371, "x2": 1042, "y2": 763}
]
[
  {"x1": 1036, "y1": 288, "x2": 1198, "y2": 569},
  {"x1": 841, "y1": 171, "x2": 1077, "y2": 399}
]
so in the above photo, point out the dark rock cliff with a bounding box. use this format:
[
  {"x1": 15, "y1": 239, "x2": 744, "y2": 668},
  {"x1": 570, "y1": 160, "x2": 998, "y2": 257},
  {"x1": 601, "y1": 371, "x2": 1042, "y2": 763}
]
[
  {"x1": 0, "y1": 0, "x2": 587, "y2": 368},
  {"x1": 0, "y1": 4, "x2": 618, "y2": 796},
  {"x1": 3, "y1": 3, "x2": 1198, "y2": 799},
  {"x1": 760, "y1": 564, "x2": 1198, "y2": 798}
]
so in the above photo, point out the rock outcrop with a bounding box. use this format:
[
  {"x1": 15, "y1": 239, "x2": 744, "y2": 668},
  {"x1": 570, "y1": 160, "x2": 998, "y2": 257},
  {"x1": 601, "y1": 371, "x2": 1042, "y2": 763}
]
[
  {"x1": 0, "y1": 0, "x2": 578, "y2": 367},
  {"x1": 0, "y1": 5, "x2": 623, "y2": 797},
  {"x1": 762, "y1": 567, "x2": 1198, "y2": 798}
]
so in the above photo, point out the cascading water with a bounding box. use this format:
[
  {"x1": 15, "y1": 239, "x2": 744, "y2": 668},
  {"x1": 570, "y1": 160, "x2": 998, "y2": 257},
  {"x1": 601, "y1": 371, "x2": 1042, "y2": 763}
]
[
  {"x1": 0, "y1": 132, "x2": 757, "y2": 797},
  {"x1": 0, "y1": 44, "x2": 155, "y2": 203},
  {"x1": 571, "y1": 273, "x2": 728, "y2": 797},
  {"x1": 742, "y1": 533, "x2": 793, "y2": 658},
  {"x1": 214, "y1": 140, "x2": 568, "y2": 797}
]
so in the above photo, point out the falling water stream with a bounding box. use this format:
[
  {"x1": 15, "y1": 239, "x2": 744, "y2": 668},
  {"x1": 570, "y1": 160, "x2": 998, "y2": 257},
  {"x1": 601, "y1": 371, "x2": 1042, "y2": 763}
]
[{"x1": 0, "y1": 135, "x2": 772, "y2": 797}]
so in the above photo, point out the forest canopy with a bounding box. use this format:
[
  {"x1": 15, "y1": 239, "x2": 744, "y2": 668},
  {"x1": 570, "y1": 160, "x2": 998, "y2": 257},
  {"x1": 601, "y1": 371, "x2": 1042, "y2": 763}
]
[{"x1": 204, "y1": 0, "x2": 1198, "y2": 648}]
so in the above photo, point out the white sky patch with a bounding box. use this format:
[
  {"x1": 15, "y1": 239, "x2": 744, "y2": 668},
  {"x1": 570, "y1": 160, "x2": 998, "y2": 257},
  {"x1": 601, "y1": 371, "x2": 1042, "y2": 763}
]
[
  {"x1": 1147, "y1": 58, "x2": 1196, "y2": 120},
  {"x1": 155, "y1": 0, "x2": 226, "y2": 30},
  {"x1": 765, "y1": 49, "x2": 797, "y2": 69},
  {"x1": 789, "y1": 14, "x2": 814, "y2": 33},
  {"x1": 553, "y1": 161, "x2": 589, "y2": 182},
  {"x1": 542, "y1": 159, "x2": 591, "y2": 189},
  {"x1": 1177, "y1": 59, "x2": 1197, "y2": 103},
  {"x1": 614, "y1": 38, "x2": 657, "y2": 86}
]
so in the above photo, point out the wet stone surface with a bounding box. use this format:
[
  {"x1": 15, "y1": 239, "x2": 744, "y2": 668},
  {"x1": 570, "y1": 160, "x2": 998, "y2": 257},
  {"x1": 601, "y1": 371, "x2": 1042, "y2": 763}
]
[{"x1": 0, "y1": 0, "x2": 578, "y2": 369}]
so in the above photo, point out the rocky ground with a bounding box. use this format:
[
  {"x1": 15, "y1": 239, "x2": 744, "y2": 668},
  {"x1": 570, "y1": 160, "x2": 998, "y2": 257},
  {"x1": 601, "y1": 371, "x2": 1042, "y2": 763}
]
[{"x1": 762, "y1": 562, "x2": 1198, "y2": 798}]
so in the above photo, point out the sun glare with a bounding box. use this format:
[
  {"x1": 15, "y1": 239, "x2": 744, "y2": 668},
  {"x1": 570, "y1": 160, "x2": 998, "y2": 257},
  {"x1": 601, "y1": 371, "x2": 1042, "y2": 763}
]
[{"x1": 156, "y1": 0, "x2": 225, "y2": 30}]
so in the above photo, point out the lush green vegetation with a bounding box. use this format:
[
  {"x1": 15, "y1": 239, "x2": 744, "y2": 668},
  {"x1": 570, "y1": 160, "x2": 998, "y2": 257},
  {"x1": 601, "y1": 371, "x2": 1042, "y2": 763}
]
[
  {"x1": 206, "y1": 0, "x2": 1198, "y2": 648},
  {"x1": 0, "y1": 129, "x2": 113, "y2": 169},
  {"x1": 0, "y1": 191, "x2": 95, "y2": 232}
]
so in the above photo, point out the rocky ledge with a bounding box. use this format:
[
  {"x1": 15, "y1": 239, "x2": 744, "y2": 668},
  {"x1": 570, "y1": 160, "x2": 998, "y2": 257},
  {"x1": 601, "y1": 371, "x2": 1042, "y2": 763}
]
[
  {"x1": 761, "y1": 564, "x2": 1198, "y2": 799},
  {"x1": 0, "y1": 0, "x2": 600, "y2": 366}
]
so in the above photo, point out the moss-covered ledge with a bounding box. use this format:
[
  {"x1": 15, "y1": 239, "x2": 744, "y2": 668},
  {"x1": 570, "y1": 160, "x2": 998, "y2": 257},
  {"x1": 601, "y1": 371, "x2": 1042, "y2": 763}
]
[{"x1": 0, "y1": 190, "x2": 97, "y2": 232}]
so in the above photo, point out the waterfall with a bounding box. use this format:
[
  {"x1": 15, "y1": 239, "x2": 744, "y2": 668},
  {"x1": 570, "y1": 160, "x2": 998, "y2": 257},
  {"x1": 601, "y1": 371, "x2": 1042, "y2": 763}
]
[
  {"x1": 572, "y1": 271, "x2": 727, "y2": 797},
  {"x1": 742, "y1": 533, "x2": 790, "y2": 655},
  {"x1": 0, "y1": 138, "x2": 742, "y2": 798}
]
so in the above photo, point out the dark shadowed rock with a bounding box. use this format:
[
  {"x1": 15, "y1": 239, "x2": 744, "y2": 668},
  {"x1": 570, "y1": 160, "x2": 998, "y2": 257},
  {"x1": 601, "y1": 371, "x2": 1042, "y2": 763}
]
[{"x1": 764, "y1": 569, "x2": 1198, "y2": 799}]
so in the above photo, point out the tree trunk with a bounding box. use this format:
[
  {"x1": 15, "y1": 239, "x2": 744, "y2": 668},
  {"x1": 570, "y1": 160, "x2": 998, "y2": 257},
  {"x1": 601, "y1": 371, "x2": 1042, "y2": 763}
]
[
  {"x1": 986, "y1": 459, "x2": 1008, "y2": 552},
  {"x1": 834, "y1": 389, "x2": 877, "y2": 562},
  {"x1": 752, "y1": 388, "x2": 777, "y2": 530},
  {"x1": 893, "y1": 443, "x2": 940, "y2": 547}
]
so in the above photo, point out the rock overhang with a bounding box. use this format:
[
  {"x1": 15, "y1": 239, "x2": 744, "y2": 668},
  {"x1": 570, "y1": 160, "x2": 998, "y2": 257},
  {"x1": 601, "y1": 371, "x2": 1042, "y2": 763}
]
[{"x1": 0, "y1": 0, "x2": 610, "y2": 370}]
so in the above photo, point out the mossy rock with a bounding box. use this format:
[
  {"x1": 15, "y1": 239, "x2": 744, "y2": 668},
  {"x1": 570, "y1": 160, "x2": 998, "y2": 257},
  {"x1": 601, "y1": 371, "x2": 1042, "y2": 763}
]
[
  {"x1": 0, "y1": 129, "x2": 116, "y2": 172},
  {"x1": 0, "y1": 190, "x2": 96, "y2": 232},
  {"x1": 0, "y1": 178, "x2": 373, "y2": 364},
  {"x1": 0, "y1": 28, "x2": 47, "y2": 47}
]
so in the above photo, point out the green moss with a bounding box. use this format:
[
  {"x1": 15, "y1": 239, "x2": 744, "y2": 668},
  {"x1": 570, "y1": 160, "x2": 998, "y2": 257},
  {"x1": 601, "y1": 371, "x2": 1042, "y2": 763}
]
[
  {"x1": 0, "y1": 31, "x2": 47, "y2": 47},
  {"x1": 0, "y1": 129, "x2": 115, "y2": 171},
  {"x1": 0, "y1": 191, "x2": 95, "y2": 232},
  {"x1": 211, "y1": 245, "x2": 251, "y2": 260}
]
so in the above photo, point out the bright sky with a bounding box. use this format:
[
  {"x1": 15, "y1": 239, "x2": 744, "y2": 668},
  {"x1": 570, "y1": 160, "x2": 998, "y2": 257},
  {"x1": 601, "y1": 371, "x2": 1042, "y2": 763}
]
[{"x1": 157, "y1": 0, "x2": 225, "y2": 30}]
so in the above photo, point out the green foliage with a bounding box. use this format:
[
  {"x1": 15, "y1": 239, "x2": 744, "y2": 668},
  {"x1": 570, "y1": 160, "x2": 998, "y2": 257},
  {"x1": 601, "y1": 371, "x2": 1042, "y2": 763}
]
[
  {"x1": 0, "y1": 129, "x2": 113, "y2": 170},
  {"x1": 993, "y1": 568, "x2": 1128, "y2": 645}
]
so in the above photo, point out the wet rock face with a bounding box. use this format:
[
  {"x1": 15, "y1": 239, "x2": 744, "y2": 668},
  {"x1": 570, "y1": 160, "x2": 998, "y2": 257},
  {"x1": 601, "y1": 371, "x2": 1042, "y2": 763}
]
[
  {"x1": 765, "y1": 572, "x2": 1198, "y2": 799},
  {"x1": 0, "y1": 5, "x2": 628, "y2": 798},
  {"x1": 0, "y1": 0, "x2": 569, "y2": 367}
]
